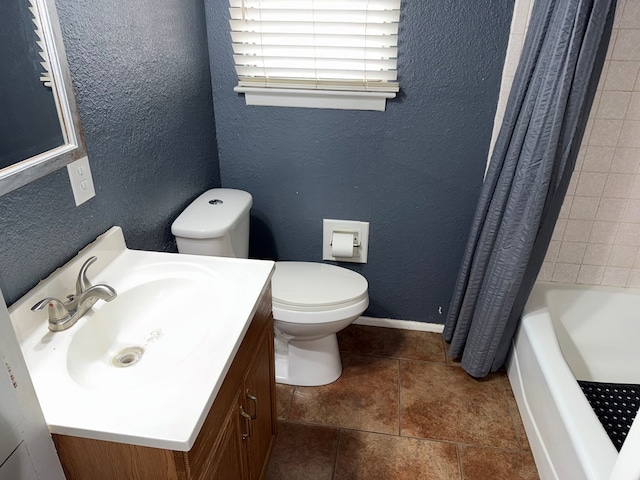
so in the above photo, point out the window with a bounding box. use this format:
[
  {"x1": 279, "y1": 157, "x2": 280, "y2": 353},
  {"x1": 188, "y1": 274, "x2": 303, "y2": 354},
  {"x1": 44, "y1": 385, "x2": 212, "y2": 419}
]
[{"x1": 229, "y1": 0, "x2": 401, "y2": 111}]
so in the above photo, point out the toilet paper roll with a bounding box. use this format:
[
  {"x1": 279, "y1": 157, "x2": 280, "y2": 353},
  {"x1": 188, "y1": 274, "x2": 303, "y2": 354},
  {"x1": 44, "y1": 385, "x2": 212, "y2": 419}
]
[{"x1": 331, "y1": 232, "x2": 355, "y2": 257}]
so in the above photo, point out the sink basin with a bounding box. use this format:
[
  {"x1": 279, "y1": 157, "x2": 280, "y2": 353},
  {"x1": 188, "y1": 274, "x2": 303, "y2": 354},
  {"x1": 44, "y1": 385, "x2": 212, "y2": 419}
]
[
  {"x1": 9, "y1": 227, "x2": 274, "y2": 450},
  {"x1": 67, "y1": 275, "x2": 226, "y2": 391}
]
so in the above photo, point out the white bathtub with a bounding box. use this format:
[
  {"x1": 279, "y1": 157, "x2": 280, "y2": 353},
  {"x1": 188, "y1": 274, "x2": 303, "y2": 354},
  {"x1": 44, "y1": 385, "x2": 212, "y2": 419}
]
[{"x1": 507, "y1": 282, "x2": 640, "y2": 480}]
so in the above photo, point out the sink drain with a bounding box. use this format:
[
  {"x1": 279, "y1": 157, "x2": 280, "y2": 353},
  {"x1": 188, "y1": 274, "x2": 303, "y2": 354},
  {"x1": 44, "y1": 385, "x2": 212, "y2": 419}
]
[{"x1": 112, "y1": 346, "x2": 144, "y2": 367}]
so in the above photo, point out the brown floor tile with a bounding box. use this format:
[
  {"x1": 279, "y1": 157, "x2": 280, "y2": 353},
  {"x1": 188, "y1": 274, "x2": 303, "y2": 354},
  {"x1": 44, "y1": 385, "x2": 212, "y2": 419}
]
[
  {"x1": 266, "y1": 421, "x2": 338, "y2": 480},
  {"x1": 338, "y1": 324, "x2": 447, "y2": 363},
  {"x1": 500, "y1": 376, "x2": 531, "y2": 451},
  {"x1": 334, "y1": 430, "x2": 461, "y2": 480},
  {"x1": 460, "y1": 446, "x2": 539, "y2": 480},
  {"x1": 275, "y1": 384, "x2": 295, "y2": 419},
  {"x1": 289, "y1": 353, "x2": 400, "y2": 434},
  {"x1": 400, "y1": 361, "x2": 520, "y2": 449}
]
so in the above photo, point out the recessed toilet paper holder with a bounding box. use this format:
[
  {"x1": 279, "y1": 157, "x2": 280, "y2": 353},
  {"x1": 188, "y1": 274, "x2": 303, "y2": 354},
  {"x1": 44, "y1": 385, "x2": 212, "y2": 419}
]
[
  {"x1": 322, "y1": 219, "x2": 369, "y2": 264},
  {"x1": 330, "y1": 230, "x2": 361, "y2": 248}
]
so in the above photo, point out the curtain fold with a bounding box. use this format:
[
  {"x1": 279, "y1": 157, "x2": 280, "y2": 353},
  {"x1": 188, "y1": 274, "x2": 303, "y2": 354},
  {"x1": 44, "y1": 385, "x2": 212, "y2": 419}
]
[{"x1": 443, "y1": 0, "x2": 616, "y2": 378}]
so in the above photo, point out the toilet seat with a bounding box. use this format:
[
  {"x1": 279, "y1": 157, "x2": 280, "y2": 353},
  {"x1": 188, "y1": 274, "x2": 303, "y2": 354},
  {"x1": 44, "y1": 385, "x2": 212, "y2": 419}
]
[{"x1": 272, "y1": 262, "x2": 369, "y2": 322}]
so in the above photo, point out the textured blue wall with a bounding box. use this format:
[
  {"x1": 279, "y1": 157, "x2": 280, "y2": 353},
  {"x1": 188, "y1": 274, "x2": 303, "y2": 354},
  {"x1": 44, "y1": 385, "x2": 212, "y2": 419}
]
[
  {"x1": 205, "y1": 0, "x2": 514, "y2": 323},
  {"x1": 0, "y1": 0, "x2": 220, "y2": 305}
]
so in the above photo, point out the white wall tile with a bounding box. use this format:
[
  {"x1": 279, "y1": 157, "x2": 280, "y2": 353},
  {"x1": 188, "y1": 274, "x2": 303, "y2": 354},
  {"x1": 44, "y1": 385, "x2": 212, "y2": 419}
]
[
  {"x1": 622, "y1": 198, "x2": 640, "y2": 222},
  {"x1": 538, "y1": 262, "x2": 554, "y2": 281},
  {"x1": 601, "y1": 266, "x2": 631, "y2": 286},
  {"x1": 559, "y1": 195, "x2": 573, "y2": 218},
  {"x1": 582, "y1": 146, "x2": 615, "y2": 172},
  {"x1": 557, "y1": 242, "x2": 587, "y2": 264},
  {"x1": 620, "y1": 1, "x2": 640, "y2": 29},
  {"x1": 577, "y1": 265, "x2": 606, "y2": 284},
  {"x1": 627, "y1": 92, "x2": 640, "y2": 120},
  {"x1": 603, "y1": 61, "x2": 640, "y2": 91},
  {"x1": 564, "y1": 219, "x2": 594, "y2": 242},
  {"x1": 596, "y1": 197, "x2": 627, "y2": 221},
  {"x1": 569, "y1": 196, "x2": 600, "y2": 220},
  {"x1": 611, "y1": 147, "x2": 640, "y2": 173},
  {"x1": 602, "y1": 173, "x2": 635, "y2": 197},
  {"x1": 618, "y1": 120, "x2": 640, "y2": 147},
  {"x1": 616, "y1": 222, "x2": 640, "y2": 245},
  {"x1": 552, "y1": 263, "x2": 580, "y2": 283},
  {"x1": 609, "y1": 244, "x2": 639, "y2": 266},
  {"x1": 544, "y1": 240, "x2": 561, "y2": 262},
  {"x1": 589, "y1": 119, "x2": 623, "y2": 146},
  {"x1": 575, "y1": 172, "x2": 608, "y2": 196},
  {"x1": 626, "y1": 268, "x2": 640, "y2": 287},
  {"x1": 596, "y1": 91, "x2": 631, "y2": 118},
  {"x1": 612, "y1": 30, "x2": 640, "y2": 61},
  {"x1": 583, "y1": 243, "x2": 612, "y2": 265},
  {"x1": 589, "y1": 221, "x2": 619, "y2": 244}
]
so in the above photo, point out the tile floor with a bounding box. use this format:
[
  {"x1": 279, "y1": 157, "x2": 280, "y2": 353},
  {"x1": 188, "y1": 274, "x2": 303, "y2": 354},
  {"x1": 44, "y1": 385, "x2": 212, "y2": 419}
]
[{"x1": 266, "y1": 324, "x2": 539, "y2": 480}]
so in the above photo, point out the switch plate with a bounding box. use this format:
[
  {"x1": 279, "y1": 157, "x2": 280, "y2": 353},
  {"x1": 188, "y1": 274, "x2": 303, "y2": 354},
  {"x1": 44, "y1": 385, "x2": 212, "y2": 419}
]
[
  {"x1": 67, "y1": 156, "x2": 95, "y2": 206},
  {"x1": 322, "y1": 219, "x2": 369, "y2": 263}
]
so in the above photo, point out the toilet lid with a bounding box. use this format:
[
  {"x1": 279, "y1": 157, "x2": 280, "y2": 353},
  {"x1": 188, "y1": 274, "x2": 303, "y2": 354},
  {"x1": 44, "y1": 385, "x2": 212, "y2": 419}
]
[{"x1": 272, "y1": 262, "x2": 368, "y2": 309}]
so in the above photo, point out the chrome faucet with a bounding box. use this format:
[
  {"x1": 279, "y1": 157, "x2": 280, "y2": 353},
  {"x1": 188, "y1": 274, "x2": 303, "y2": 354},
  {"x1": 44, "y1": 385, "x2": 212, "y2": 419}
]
[{"x1": 31, "y1": 256, "x2": 117, "y2": 332}]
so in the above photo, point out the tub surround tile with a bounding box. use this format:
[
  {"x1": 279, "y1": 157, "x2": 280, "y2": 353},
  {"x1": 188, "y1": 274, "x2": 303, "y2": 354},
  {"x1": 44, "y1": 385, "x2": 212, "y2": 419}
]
[
  {"x1": 337, "y1": 324, "x2": 446, "y2": 363},
  {"x1": 266, "y1": 421, "x2": 338, "y2": 480},
  {"x1": 288, "y1": 353, "x2": 400, "y2": 435},
  {"x1": 611, "y1": 148, "x2": 640, "y2": 173},
  {"x1": 551, "y1": 263, "x2": 580, "y2": 283},
  {"x1": 577, "y1": 264, "x2": 607, "y2": 285},
  {"x1": 627, "y1": 268, "x2": 640, "y2": 287},
  {"x1": 603, "y1": 61, "x2": 640, "y2": 91},
  {"x1": 400, "y1": 361, "x2": 520, "y2": 450},
  {"x1": 459, "y1": 446, "x2": 539, "y2": 480},
  {"x1": 334, "y1": 430, "x2": 460, "y2": 480},
  {"x1": 601, "y1": 266, "x2": 631, "y2": 286},
  {"x1": 582, "y1": 146, "x2": 615, "y2": 172}
]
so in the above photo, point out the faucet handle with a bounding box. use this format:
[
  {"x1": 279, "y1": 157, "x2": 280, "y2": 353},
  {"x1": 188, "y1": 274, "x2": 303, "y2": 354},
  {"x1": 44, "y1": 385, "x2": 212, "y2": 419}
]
[
  {"x1": 31, "y1": 297, "x2": 71, "y2": 323},
  {"x1": 76, "y1": 256, "x2": 98, "y2": 296}
]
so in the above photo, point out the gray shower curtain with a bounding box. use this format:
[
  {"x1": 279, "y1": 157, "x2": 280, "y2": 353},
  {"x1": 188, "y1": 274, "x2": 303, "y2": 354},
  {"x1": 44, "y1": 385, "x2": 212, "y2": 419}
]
[{"x1": 443, "y1": 0, "x2": 616, "y2": 378}]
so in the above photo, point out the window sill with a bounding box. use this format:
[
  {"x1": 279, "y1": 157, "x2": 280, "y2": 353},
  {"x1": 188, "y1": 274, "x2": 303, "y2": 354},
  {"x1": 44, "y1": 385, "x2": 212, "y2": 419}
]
[{"x1": 234, "y1": 87, "x2": 396, "y2": 112}]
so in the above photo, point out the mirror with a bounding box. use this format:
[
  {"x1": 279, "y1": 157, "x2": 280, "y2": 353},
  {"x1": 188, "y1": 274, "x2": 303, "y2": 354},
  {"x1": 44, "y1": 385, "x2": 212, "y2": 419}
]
[{"x1": 0, "y1": 0, "x2": 86, "y2": 196}]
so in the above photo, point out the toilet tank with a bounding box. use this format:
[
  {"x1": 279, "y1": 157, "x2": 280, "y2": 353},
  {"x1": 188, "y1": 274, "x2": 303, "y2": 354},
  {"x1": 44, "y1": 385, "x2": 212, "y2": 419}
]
[{"x1": 171, "y1": 189, "x2": 252, "y2": 258}]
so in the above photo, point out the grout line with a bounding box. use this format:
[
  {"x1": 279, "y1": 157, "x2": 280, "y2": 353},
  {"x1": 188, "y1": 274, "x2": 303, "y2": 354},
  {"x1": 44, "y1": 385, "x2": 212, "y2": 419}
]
[
  {"x1": 456, "y1": 444, "x2": 465, "y2": 480},
  {"x1": 332, "y1": 428, "x2": 341, "y2": 480}
]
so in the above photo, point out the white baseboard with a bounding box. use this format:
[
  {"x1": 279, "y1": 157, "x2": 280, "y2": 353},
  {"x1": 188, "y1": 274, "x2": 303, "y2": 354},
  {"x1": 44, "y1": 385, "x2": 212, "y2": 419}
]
[{"x1": 354, "y1": 316, "x2": 445, "y2": 333}]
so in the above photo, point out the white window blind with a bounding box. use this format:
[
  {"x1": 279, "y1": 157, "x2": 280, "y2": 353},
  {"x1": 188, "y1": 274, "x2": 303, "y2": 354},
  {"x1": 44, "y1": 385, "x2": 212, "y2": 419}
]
[{"x1": 229, "y1": 0, "x2": 401, "y2": 111}]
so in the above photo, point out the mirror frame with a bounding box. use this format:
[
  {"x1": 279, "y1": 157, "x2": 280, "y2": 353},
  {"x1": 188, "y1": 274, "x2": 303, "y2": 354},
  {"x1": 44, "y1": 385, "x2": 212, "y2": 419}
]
[{"x1": 0, "y1": 0, "x2": 86, "y2": 197}]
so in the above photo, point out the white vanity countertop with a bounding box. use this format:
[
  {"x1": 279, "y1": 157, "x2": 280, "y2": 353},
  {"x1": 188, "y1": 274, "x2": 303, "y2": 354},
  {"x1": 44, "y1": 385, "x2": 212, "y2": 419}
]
[{"x1": 9, "y1": 227, "x2": 274, "y2": 451}]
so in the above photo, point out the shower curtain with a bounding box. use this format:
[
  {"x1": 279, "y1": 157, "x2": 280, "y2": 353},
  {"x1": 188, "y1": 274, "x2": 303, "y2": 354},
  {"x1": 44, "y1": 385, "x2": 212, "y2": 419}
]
[{"x1": 443, "y1": 0, "x2": 616, "y2": 378}]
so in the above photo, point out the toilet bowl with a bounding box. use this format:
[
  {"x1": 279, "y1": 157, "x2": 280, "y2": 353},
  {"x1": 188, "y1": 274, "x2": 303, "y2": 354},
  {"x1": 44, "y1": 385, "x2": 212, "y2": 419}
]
[
  {"x1": 171, "y1": 188, "x2": 369, "y2": 386},
  {"x1": 272, "y1": 261, "x2": 368, "y2": 386}
]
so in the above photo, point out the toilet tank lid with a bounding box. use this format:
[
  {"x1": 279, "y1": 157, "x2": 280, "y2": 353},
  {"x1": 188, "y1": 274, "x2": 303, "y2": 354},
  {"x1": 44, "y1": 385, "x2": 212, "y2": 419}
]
[{"x1": 171, "y1": 189, "x2": 253, "y2": 239}]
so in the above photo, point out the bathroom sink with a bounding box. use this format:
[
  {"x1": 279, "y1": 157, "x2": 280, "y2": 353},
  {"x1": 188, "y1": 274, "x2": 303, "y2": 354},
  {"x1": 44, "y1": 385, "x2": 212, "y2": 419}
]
[
  {"x1": 67, "y1": 276, "x2": 227, "y2": 391},
  {"x1": 9, "y1": 227, "x2": 274, "y2": 450}
]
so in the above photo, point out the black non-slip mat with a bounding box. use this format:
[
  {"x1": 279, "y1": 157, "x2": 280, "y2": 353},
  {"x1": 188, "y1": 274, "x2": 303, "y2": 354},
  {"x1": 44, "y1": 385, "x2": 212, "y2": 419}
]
[{"x1": 578, "y1": 380, "x2": 640, "y2": 451}]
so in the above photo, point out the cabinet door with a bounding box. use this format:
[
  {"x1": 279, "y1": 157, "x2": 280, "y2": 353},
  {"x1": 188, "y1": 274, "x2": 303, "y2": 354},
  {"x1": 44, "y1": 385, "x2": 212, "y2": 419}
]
[
  {"x1": 243, "y1": 328, "x2": 276, "y2": 480},
  {"x1": 208, "y1": 389, "x2": 248, "y2": 480}
]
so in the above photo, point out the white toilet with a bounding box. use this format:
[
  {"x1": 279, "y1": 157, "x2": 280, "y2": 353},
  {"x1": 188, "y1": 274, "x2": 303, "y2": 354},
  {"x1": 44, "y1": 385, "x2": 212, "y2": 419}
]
[{"x1": 171, "y1": 188, "x2": 369, "y2": 386}]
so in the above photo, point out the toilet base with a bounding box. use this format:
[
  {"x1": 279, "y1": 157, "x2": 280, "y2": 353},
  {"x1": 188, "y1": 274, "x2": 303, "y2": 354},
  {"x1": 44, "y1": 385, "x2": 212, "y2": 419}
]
[{"x1": 275, "y1": 333, "x2": 342, "y2": 386}]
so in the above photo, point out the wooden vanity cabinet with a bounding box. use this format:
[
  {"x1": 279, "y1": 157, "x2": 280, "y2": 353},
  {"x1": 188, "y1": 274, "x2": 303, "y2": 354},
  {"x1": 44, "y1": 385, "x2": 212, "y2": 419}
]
[{"x1": 52, "y1": 286, "x2": 276, "y2": 480}]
